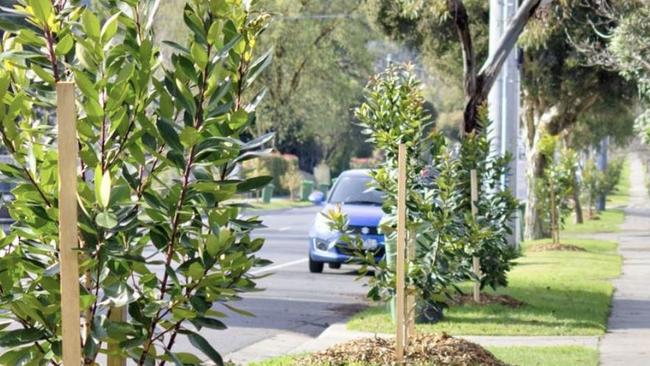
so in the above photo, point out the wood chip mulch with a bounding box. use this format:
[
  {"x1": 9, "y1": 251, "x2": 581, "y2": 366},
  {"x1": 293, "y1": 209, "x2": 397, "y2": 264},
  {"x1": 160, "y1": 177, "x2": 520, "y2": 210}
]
[
  {"x1": 453, "y1": 293, "x2": 526, "y2": 308},
  {"x1": 527, "y1": 243, "x2": 586, "y2": 252},
  {"x1": 297, "y1": 333, "x2": 509, "y2": 366}
]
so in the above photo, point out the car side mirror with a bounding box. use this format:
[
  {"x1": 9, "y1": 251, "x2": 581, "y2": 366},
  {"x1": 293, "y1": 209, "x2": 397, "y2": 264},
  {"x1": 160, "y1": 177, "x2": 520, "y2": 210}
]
[{"x1": 308, "y1": 191, "x2": 325, "y2": 205}]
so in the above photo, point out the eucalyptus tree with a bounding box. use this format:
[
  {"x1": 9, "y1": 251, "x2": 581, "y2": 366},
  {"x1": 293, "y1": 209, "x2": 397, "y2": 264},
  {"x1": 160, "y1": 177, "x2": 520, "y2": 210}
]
[
  {"x1": 0, "y1": 0, "x2": 272, "y2": 365},
  {"x1": 365, "y1": 0, "x2": 636, "y2": 239}
]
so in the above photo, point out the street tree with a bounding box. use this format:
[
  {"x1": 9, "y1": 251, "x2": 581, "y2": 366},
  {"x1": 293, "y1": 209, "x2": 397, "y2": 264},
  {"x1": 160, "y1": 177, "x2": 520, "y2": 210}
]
[
  {"x1": 0, "y1": 0, "x2": 273, "y2": 364},
  {"x1": 364, "y1": 0, "x2": 545, "y2": 134},
  {"x1": 366, "y1": 1, "x2": 637, "y2": 239}
]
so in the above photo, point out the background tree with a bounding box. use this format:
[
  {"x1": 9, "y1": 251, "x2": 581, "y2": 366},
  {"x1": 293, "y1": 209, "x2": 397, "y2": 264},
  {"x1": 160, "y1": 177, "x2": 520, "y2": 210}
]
[
  {"x1": 365, "y1": 1, "x2": 637, "y2": 239},
  {"x1": 364, "y1": 0, "x2": 545, "y2": 134},
  {"x1": 253, "y1": 0, "x2": 376, "y2": 173},
  {"x1": 155, "y1": 0, "x2": 378, "y2": 175},
  {"x1": 518, "y1": 3, "x2": 636, "y2": 238}
]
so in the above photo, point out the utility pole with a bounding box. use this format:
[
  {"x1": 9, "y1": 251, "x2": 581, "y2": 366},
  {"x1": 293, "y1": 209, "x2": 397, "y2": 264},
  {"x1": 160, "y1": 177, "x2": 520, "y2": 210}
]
[
  {"x1": 488, "y1": 0, "x2": 522, "y2": 247},
  {"x1": 596, "y1": 136, "x2": 609, "y2": 211}
]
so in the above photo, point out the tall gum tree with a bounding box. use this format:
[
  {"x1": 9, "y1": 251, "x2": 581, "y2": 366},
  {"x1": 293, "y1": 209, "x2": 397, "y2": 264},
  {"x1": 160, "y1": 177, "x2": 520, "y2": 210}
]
[{"x1": 366, "y1": 0, "x2": 636, "y2": 239}]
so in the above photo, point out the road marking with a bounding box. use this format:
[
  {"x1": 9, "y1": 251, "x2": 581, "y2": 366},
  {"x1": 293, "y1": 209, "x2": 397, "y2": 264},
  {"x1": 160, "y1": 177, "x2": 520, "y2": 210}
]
[
  {"x1": 250, "y1": 258, "x2": 307, "y2": 275},
  {"x1": 277, "y1": 226, "x2": 292, "y2": 232}
]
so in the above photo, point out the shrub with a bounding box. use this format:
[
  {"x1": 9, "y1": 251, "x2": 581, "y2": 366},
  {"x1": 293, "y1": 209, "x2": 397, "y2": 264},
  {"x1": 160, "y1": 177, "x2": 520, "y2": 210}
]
[
  {"x1": 346, "y1": 64, "x2": 518, "y2": 314},
  {"x1": 280, "y1": 156, "x2": 302, "y2": 199},
  {"x1": 0, "y1": 1, "x2": 272, "y2": 364},
  {"x1": 242, "y1": 153, "x2": 300, "y2": 195}
]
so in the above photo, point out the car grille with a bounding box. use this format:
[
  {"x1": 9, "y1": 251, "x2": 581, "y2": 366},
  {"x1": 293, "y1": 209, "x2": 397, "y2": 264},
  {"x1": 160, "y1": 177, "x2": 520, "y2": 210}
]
[{"x1": 347, "y1": 225, "x2": 379, "y2": 235}]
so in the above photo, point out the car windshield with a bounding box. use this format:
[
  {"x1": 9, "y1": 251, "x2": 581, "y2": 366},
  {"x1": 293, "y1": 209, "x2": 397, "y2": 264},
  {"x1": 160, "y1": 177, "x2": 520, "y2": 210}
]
[{"x1": 328, "y1": 175, "x2": 384, "y2": 205}]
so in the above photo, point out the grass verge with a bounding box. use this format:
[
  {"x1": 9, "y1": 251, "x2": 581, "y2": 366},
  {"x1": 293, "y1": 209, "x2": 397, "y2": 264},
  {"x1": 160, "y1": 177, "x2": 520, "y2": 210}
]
[
  {"x1": 564, "y1": 209, "x2": 624, "y2": 234},
  {"x1": 347, "y1": 238, "x2": 621, "y2": 336},
  {"x1": 607, "y1": 157, "x2": 631, "y2": 208},
  {"x1": 248, "y1": 199, "x2": 314, "y2": 211},
  {"x1": 489, "y1": 345, "x2": 598, "y2": 366},
  {"x1": 248, "y1": 346, "x2": 598, "y2": 366}
]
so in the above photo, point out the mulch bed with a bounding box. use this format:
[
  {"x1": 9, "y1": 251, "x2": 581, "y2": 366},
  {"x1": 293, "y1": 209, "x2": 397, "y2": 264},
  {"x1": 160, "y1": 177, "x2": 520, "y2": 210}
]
[
  {"x1": 528, "y1": 243, "x2": 586, "y2": 252},
  {"x1": 297, "y1": 333, "x2": 509, "y2": 366},
  {"x1": 453, "y1": 293, "x2": 526, "y2": 308}
]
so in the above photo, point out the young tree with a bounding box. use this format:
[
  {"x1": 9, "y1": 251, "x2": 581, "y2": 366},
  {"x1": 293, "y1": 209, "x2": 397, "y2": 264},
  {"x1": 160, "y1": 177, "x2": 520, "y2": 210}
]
[{"x1": 0, "y1": 0, "x2": 273, "y2": 364}]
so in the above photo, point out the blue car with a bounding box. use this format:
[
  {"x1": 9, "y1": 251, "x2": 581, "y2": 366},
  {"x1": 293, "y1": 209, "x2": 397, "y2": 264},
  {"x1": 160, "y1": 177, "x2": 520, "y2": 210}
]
[{"x1": 308, "y1": 169, "x2": 385, "y2": 273}]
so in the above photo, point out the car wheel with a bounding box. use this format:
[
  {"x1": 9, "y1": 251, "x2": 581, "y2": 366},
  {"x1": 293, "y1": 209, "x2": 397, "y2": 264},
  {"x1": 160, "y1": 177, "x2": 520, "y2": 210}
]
[
  {"x1": 309, "y1": 258, "x2": 324, "y2": 273},
  {"x1": 328, "y1": 262, "x2": 341, "y2": 269}
]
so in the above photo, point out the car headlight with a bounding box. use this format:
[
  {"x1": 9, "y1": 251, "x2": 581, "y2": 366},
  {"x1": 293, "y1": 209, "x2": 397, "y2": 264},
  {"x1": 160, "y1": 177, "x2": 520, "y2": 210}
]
[{"x1": 313, "y1": 213, "x2": 333, "y2": 234}]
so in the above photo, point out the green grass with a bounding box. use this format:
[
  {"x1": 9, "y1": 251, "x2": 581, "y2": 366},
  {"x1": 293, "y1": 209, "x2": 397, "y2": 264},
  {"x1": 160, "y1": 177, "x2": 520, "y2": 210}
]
[
  {"x1": 607, "y1": 157, "x2": 631, "y2": 208},
  {"x1": 247, "y1": 198, "x2": 314, "y2": 211},
  {"x1": 249, "y1": 346, "x2": 598, "y2": 366},
  {"x1": 564, "y1": 209, "x2": 625, "y2": 234},
  {"x1": 563, "y1": 157, "x2": 630, "y2": 234},
  {"x1": 488, "y1": 346, "x2": 598, "y2": 366},
  {"x1": 348, "y1": 238, "x2": 621, "y2": 336}
]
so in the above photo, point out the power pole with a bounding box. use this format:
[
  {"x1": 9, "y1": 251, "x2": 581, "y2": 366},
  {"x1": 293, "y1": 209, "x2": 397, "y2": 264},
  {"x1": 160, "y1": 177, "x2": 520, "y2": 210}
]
[
  {"x1": 488, "y1": 0, "x2": 522, "y2": 247},
  {"x1": 596, "y1": 136, "x2": 609, "y2": 211}
]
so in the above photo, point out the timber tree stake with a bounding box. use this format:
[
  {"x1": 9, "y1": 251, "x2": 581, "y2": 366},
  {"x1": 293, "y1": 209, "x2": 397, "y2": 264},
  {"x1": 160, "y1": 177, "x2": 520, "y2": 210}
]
[
  {"x1": 57, "y1": 82, "x2": 82, "y2": 365},
  {"x1": 395, "y1": 143, "x2": 408, "y2": 362},
  {"x1": 470, "y1": 169, "x2": 481, "y2": 303}
]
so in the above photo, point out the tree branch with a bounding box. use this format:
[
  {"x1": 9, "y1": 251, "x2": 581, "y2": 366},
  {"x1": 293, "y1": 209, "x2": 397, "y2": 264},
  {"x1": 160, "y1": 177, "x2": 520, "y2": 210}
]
[{"x1": 477, "y1": 0, "x2": 543, "y2": 102}]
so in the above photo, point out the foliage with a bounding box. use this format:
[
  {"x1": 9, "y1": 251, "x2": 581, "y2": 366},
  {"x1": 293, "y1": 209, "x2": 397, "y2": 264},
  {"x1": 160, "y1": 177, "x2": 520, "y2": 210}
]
[
  {"x1": 348, "y1": 64, "x2": 465, "y2": 311},
  {"x1": 241, "y1": 153, "x2": 299, "y2": 196},
  {"x1": 534, "y1": 137, "x2": 578, "y2": 244},
  {"x1": 279, "y1": 156, "x2": 302, "y2": 200},
  {"x1": 582, "y1": 160, "x2": 606, "y2": 218},
  {"x1": 457, "y1": 109, "x2": 519, "y2": 290},
  {"x1": 0, "y1": 0, "x2": 273, "y2": 364},
  {"x1": 335, "y1": 65, "x2": 517, "y2": 315},
  {"x1": 603, "y1": 157, "x2": 625, "y2": 196},
  {"x1": 253, "y1": 0, "x2": 375, "y2": 173},
  {"x1": 608, "y1": 4, "x2": 650, "y2": 143}
]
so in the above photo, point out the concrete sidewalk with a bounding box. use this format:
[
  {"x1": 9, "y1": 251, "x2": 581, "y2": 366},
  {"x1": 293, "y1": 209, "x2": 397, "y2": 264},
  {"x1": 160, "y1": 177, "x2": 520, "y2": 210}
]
[{"x1": 599, "y1": 154, "x2": 650, "y2": 365}]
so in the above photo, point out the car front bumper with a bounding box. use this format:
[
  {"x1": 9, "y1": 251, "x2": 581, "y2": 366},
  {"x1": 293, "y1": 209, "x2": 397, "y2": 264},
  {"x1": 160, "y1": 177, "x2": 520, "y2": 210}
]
[{"x1": 308, "y1": 235, "x2": 385, "y2": 263}]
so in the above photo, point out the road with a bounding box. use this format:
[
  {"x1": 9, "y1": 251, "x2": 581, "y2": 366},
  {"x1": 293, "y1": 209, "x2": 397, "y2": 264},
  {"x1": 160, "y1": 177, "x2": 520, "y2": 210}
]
[{"x1": 173, "y1": 205, "x2": 370, "y2": 361}]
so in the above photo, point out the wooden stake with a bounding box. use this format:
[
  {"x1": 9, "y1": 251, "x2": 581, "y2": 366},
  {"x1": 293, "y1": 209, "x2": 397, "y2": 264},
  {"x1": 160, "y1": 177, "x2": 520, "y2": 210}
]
[
  {"x1": 395, "y1": 144, "x2": 407, "y2": 362},
  {"x1": 107, "y1": 307, "x2": 127, "y2": 366},
  {"x1": 470, "y1": 169, "x2": 481, "y2": 304},
  {"x1": 57, "y1": 82, "x2": 82, "y2": 366},
  {"x1": 406, "y1": 228, "x2": 416, "y2": 338}
]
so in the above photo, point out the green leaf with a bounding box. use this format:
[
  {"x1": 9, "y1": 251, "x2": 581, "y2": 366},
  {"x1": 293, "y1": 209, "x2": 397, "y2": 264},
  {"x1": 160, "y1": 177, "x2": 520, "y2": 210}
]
[
  {"x1": 55, "y1": 34, "x2": 74, "y2": 56},
  {"x1": 228, "y1": 110, "x2": 248, "y2": 130},
  {"x1": 101, "y1": 12, "x2": 121, "y2": 43},
  {"x1": 191, "y1": 43, "x2": 208, "y2": 69},
  {"x1": 246, "y1": 48, "x2": 273, "y2": 87},
  {"x1": 0, "y1": 328, "x2": 45, "y2": 347},
  {"x1": 188, "y1": 262, "x2": 203, "y2": 280},
  {"x1": 237, "y1": 176, "x2": 272, "y2": 193},
  {"x1": 179, "y1": 330, "x2": 223, "y2": 366},
  {"x1": 179, "y1": 126, "x2": 200, "y2": 147},
  {"x1": 96, "y1": 211, "x2": 118, "y2": 229},
  {"x1": 29, "y1": 0, "x2": 53, "y2": 25},
  {"x1": 82, "y1": 10, "x2": 101, "y2": 40},
  {"x1": 30, "y1": 64, "x2": 54, "y2": 84},
  {"x1": 156, "y1": 119, "x2": 183, "y2": 152},
  {"x1": 192, "y1": 316, "x2": 227, "y2": 330},
  {"x1": 99, "y1": 170, "x2": 111, "y2": 208}
]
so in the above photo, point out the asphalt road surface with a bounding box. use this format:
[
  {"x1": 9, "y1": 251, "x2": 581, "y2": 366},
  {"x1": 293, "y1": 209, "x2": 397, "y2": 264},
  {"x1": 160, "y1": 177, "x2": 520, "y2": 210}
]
[{"x1": 173, "y1": 205, "x2": 370, "y2": 359}]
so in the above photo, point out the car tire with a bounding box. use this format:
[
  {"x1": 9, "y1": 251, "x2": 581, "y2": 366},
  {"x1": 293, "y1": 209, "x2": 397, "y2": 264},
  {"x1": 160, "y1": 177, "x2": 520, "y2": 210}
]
[
  {"x1": 328, "y1": 262, "x2": 341, "y2": 269},
  {"x1": 309, "y1": 258, "x2": 324, "y2": 273}
]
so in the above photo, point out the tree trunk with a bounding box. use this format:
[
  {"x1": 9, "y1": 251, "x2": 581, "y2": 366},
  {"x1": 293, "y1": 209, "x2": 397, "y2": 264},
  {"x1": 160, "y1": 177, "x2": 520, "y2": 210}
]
[
  {"x1": 573, "y1": 181, "x2": 583, "y2": 224},
  {"x1": 524, "y1": 145, "x2": 548, "y2": 240}
]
